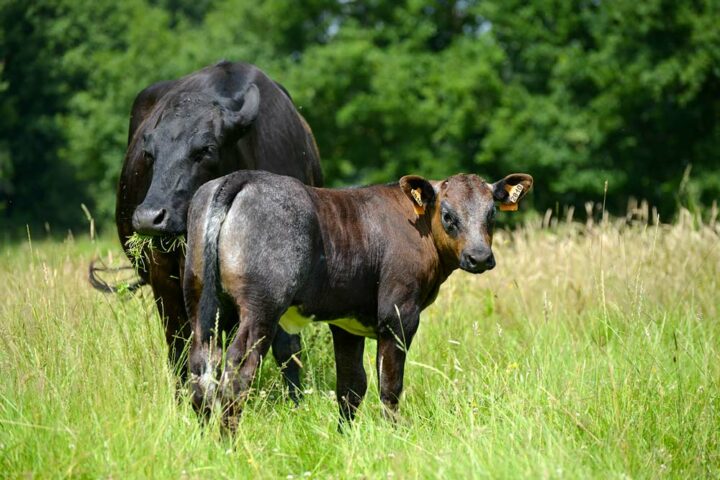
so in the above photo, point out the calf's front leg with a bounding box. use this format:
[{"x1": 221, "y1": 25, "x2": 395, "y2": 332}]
[
  {"x1": 330, "y1": 325, "x2": 367, "y2": 426},
  {"x1": 376, "y1": 335, "x2": 408, "y2": 421},
  {"x1": 376, "y1": 306, "x2": 419, "y2": 421},
  {"x1": 271, "y1": 329, "x2": 303, "y2": 403}
]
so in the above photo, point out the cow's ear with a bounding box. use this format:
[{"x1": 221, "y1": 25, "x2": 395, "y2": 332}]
[
  {"x1": 491, "y1": 173, "x2": 533, "y2": 211},
  {"x1": 400, "y1": 175, "x2": 436, "y2": 216},
  {"x1": 228, "y1": 83, "x2": 260, "y2": 128}
]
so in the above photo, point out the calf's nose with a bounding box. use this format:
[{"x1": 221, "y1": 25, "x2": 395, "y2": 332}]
[
  {"x1": 462, "y1": 249, "x2": 495, "y2": 272},
  {"x1": 132, "y1": 206, "x2": 168, "y2": 235}
]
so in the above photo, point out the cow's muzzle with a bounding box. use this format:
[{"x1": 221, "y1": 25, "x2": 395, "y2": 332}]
[{"x1": 132, "y1": 205, "x2": 183, "y2": 236}]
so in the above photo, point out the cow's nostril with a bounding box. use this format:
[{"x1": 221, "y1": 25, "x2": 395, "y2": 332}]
[
  {"x1": 152, "y1": 209, "x2": 167, "y2": 226},
  {"x1": 132, "y1": 206, "x2": 175, "y2": 234}
]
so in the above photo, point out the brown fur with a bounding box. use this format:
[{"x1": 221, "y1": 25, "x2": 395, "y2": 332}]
[{"x1": 184, "y1": 170, "x2": 533, "y2": 428}]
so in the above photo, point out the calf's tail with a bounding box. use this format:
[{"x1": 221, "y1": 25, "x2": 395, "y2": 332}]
[{"x1": 198, "y1": 173, "x2": 248, "y2": 340}]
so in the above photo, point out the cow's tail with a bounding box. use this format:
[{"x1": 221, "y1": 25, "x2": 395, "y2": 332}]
[
  {"x1": 198, "y1": 173, "x2": 248, "y2": 338},
  {"x1": 88, "y1": 260, "x2": 146, "y2": 294}
]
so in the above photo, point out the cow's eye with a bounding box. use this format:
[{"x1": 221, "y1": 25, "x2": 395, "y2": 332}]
[
  {"x1": 143, "y1": 151, "x2": 154, "y2": 163},
  {"x1": 194, "y1": 146, "x2": 215, "y2": 162}
]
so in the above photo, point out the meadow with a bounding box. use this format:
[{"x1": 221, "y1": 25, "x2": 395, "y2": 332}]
[{"x1": 1, "y1": 211, "x2": 718, "y2": 478}]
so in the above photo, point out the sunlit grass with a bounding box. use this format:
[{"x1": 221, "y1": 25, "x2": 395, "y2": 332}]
[{"x1": 1, "y1": 212, "x2": 718, "y2": 478}]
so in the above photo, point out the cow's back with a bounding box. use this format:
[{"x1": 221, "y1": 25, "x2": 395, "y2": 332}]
[{"x1": 232, "y1": 64, "x2": 323, "y2": 187}]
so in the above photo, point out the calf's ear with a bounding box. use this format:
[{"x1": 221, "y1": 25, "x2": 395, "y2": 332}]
[
  {"x1": 226, "y1": 83, "x2": 260, "y2": 130},
  {"x1": 400, "y1": 175, "x2": 436, "y2": 216},
  {"x1": 492, "y1": 173, "x2": 533, "y2": 211}
]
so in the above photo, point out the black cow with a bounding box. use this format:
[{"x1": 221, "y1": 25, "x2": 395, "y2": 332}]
[
  {"x1": 106, "y1": 61, "x2": 323, "y2": 398},
  {"x1": 184, "y1": 170, "x2": 532, "y2": 428}
]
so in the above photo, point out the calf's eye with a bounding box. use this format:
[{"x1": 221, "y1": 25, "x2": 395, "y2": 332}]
[{"x1": 442, "y1": 211, "x2": 458, "y2": 233}]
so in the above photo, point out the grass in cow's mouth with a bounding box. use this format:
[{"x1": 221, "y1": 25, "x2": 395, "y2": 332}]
[
  {"x1": 125, "y1": 232, "x2": 186, "y2": 270},
  {"x1": 157, "y1": 234, "x2": 187, "y2": 255},
  {"x1": 125, "y1": 233, "x2": 154, "y2": 269}
]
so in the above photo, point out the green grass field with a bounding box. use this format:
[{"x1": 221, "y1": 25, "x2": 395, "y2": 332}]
[{"x1": 1, "y1": 214, "x2": 718, "y2": 478}]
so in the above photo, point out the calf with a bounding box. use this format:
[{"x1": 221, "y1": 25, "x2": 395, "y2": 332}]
[{"x1": 183, "y1": 170, "x2": 532, "y2": 427}]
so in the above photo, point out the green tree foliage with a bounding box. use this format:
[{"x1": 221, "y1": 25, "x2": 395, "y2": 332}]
[
  {"x1": 475, "y1": 0, "x2": 720, "y2": 215},
  {"x1": 0, "y1": 0, "x2": 718, "y2": 233},
  {"x1": 0, "y1": 0, "x2": 90, "y2": 229}
]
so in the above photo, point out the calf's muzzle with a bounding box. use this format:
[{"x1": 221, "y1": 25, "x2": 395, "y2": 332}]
[{"x1": 460, "y1": 248, "x2": 495, "y2": 273}]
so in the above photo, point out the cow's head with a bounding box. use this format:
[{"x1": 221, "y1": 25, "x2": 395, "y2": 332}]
[
  {"x1": 132, "y1": 84, "x2": 260, "y2": 236},
  {"x1": 400, "y1": 173, "x2": 533, "y2": 273}
]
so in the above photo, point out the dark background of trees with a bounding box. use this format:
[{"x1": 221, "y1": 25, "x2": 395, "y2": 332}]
[{"x1": 1, "y1": 0, "x2": 718, "y2": 236}]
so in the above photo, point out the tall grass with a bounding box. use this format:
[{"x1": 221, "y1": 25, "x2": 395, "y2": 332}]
[{"x1": 1, "y1": 212, "x2": 718, "y2": 478}]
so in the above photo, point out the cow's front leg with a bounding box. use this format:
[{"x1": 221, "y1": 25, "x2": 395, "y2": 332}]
[
  {"x1": 376, "y1": 305, "x2": 419, "y2": 421},
  {"x1": 148, "y1": 249, "x2": 191, "y2": 377},
  {"x1": 330, "y1": 325, "x2": 367, "y2": 427}
]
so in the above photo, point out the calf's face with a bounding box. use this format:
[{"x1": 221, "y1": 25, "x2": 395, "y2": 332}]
[{"x1": 400, "y1": 173, "x2": 533, "y2": 273}]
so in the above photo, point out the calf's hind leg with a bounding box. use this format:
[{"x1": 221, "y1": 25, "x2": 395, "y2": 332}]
[
  {"x1": 219, "y1": 304, "x2": 279, "y2": 429},
  {"x1": 185, "y1": 278, "x2": 235, "y2": 417}
]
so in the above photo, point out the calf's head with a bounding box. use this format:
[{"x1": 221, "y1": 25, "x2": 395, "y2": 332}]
[
  {"x1": 400, "y1": 173, "x2": 533, "y2": 273},
  {"x1": 132, "y1": 84, "x2": 261, "y2": 236}
]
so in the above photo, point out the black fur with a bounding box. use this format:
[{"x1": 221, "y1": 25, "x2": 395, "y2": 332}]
[{"x1": 108, "y1": 61, "x2": 323, "y2": 391}]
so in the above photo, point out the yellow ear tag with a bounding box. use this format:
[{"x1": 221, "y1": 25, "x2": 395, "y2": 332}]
[
  {"x1": 508, "y1": 184, "x2": 524, "y2": 203},
  {"x1": 499, "y1": 183, "x2": 523, "y2": 211},
  {"x1": 410, "y1": 188, "x2": 425, "y2": 215}
]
